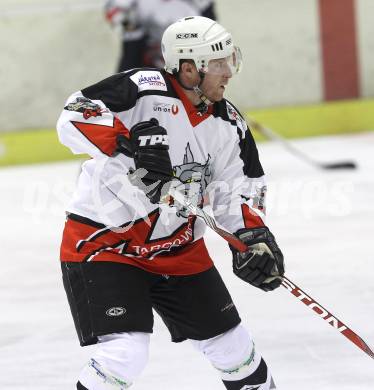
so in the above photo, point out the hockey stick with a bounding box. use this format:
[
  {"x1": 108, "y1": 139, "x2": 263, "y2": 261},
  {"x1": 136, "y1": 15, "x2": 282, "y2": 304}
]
[
  {"x1": 169, "y1": 187, "x2": 374, "y2": 360},
  {"x1": 247, "y1": 118, "x2": 357, "y2": 170}
]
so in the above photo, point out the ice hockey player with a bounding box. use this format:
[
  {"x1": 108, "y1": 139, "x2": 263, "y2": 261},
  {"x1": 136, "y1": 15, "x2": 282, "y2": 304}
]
[
  {"x1": 57, "y1": 15, "x2": 284, "y2": 390},
  {"x1": 104, "y1": 0, "x2": 216, "y2": 71}
]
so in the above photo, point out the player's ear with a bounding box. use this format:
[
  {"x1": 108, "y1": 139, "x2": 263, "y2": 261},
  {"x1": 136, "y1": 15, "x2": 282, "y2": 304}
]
[{"x1": 180, "y1": 60, "x2": 198, "y2": 80}]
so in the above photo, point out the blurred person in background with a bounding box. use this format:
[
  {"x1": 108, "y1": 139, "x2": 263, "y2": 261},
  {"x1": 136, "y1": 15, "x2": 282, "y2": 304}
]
[{"x1": 105, "y1": 0, "x2": 216, "y2": 71}]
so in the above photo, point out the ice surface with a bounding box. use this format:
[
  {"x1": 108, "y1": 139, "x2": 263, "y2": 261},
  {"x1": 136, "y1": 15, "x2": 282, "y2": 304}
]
[{"x1": 0, "y1": 132, "x2": 373, "y2": 389}]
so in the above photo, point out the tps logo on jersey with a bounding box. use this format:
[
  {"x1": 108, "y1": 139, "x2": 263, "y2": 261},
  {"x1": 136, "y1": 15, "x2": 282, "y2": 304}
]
[
  {"x1": 138, "y1": 134, "x2": 169, "y2": 147},
  {"x1": 153, "y1": 102, "x2": 179, "y2": 116},
  {"x1": 105, "y1": 307, "x2": 126, "y2": 317}
]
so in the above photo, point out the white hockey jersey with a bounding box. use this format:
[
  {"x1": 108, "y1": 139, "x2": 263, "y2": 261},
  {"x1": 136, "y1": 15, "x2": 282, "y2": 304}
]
[{"x1": 57, "y1": 68, "x2": 266, "y2": 275}]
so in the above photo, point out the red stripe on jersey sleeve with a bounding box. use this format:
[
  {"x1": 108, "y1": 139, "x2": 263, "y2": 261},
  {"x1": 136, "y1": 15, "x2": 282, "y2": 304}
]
[
  {"x1": 241, "y1": 204, "x2": 265, "y2": 228},
  {"x1": 71, "y1": 117, "x2": 130, "y2": 156}
]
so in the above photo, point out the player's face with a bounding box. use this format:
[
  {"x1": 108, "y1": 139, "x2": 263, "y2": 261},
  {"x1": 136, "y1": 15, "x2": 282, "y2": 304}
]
[
  {"x1": 200, "y1": 58, "x2": 233, "y2": 102},
  {"x1": 199, "y1": 48, "x2": 242, "y2": 102}
]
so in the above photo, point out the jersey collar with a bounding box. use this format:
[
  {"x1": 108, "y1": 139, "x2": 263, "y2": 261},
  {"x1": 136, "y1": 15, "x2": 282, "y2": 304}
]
[{"x1": 167, "y1": 74, "x2": 213, "y2": 127}]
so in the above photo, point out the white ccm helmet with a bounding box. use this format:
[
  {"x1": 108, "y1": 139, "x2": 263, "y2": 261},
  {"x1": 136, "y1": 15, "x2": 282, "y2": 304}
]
[{"x1": 161, "y1": 16, "x2": 242, "y2": 76}]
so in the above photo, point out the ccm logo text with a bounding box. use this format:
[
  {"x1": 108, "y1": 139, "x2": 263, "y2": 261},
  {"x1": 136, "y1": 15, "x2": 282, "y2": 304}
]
[{"x1": 176, "y1": 33, "x2": 198, "y2": 39}]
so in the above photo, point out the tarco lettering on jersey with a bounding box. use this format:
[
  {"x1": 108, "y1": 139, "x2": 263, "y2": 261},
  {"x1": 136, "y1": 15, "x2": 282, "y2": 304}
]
[
  {"x1": 282, "y1": 279, "x2": 348, "y2": 332},
  {"x1": 130, "y1": 71, "x2": 167, "y2": 92},
  {"x1": 153, "y1": 102, "x2": 179, "y2": 115},
  {"x1": 138, "y1": 134, "x2": 169, "y2": 146},
  {"x1": 132, "y1": 227, "x2": 193, "y2": 258},
  {"x1": 74, "y1": 210, "x2": 196, "y2": 262}
]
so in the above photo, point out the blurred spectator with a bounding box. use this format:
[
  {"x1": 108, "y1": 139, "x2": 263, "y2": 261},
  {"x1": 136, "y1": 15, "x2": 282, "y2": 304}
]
[{"x1": 105, "y1": 0, "x2": 216, "y2": 71}]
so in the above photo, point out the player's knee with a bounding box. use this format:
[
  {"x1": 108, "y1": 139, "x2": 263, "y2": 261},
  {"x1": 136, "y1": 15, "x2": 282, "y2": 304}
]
[
  {"x1": 190, "y1": 324, "x2": 253, "y2": 370},
  {"x1": 79, "y1": 332, "x2": 150, "y2": 389},
  {"x1": 95, "y1": 332, "x2": 150, "y2": 379},
  {"x1": 190, "y1": 325, "x2": 275, "y2": 389}
]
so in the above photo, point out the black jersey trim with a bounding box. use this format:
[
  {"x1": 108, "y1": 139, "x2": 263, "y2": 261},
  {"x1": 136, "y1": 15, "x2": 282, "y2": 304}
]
[
  {"x1": 236, "y1": 128, "x2": 264, "y2": 178},
  {"x1": 82, "y1": 69, "x2": 179, "y2": 113},
  {"x1": 212, "y1": 100, "x2": 265, "y2": 178},
  {"x1": 83, "y1": 239, "x2": 129, "y2": 262},
  {"x1": 212, "y1": 99, "x2": 236, "y2": 125},
  {"x1": 81, "y1": 70, "x2": 139, "y2": 112},
  {"x1": 68, "y1": 213, "x2": 107, "y2": 228},
  {"x1": 137, "y1": 89, "x2": 179, "y2": 100}
]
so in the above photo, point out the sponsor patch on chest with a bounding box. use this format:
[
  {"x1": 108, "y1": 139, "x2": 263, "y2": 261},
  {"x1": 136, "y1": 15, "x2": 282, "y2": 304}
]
[
  {"x1": 153, "y1": 102, "x2": 179, "y2": 115},
  {"x1": 130, "y1": 71, "x2": 167, "y2": 92}
]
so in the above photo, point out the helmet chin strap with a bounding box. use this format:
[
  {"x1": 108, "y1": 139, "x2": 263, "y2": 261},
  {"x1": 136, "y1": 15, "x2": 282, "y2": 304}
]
[{"x1": 175, "y1": 71, "x2": 213, "y2": 113}]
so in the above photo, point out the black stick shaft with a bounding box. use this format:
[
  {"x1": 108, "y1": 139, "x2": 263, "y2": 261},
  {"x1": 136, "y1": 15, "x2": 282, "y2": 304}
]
[{"x1": 248, "y1": 118, "x2": 356, "y2": 170}]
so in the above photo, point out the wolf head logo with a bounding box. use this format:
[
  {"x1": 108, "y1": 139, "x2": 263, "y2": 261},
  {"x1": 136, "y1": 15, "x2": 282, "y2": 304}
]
[{"x1": 173, "y1": 143, "x2": 211, "y2": 217}]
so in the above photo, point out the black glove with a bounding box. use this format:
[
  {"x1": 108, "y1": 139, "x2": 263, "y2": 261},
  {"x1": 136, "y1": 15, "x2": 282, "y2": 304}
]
[
  {"x1": 231, "y1": 227, "x2": 285, "y2": 292},
  {"x1": 116, "y1": 118, "x2": 174, "y2": 203}
]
